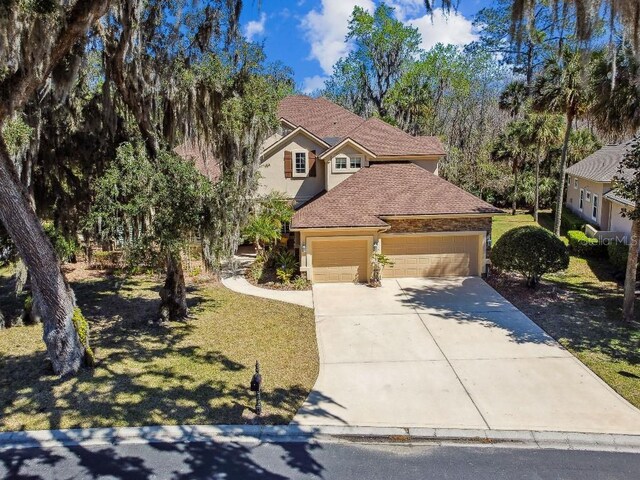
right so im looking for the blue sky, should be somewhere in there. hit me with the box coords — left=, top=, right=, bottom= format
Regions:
left=240, top=0, right=493, bottom=93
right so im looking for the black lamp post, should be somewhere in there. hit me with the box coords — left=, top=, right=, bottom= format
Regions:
left=250, top=360, right=262, bottom=416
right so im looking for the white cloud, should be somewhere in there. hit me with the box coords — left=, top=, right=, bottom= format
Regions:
left=389, top=0, right=424, bottom=21
left=301, top=75, right=329, bottom=93
left=407, top=8, right=478, bottom=51
left=300, top=0, right=375, bottom=75
left=244, top=12, right=267, bottom=41
left=299, top=2, right=476, bottom=77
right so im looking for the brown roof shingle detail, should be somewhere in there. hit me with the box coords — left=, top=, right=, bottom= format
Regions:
left=346, top=117, right=445, bottom=156
left=174, top=143, right=221, bottom=183
left=565, top=141, right=634, bottom=182
left=278, top=96, right=364, bottom=139
left=278, top=95, right=444, bottom=156
left=291, top=162, right=502, bottom=229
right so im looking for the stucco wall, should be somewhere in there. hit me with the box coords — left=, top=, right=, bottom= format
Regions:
left=385, top=217, right=492, bottom=236
left=609, top=202, right=633, bottom=235
left=565, top=175, right=610, bottom=228
left=325, top=145, right=372, bottom=190
left=258, top=132, right=326, bottom=205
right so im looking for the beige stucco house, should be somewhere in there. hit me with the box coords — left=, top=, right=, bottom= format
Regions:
left=255, top=95, right=502, bottom=283
left=565, top=142, right=634, bottom=243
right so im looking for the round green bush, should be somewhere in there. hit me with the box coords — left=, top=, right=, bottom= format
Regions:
left=492, top=226, right=569, bottom=288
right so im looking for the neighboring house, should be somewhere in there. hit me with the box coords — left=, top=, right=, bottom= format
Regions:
left=259, top=95, right=502, bottom=283
left=565, top=142, right=634, bottom=242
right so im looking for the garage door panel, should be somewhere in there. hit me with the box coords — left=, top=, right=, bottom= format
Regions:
left=382, top=235, right=480, bottom=278
left=312, top=239, right=369, bottom=283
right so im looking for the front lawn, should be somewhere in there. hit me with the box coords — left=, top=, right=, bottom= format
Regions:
left=0, top=265, right=318, bottom=431
left=490, top=214, right=640, bottom=409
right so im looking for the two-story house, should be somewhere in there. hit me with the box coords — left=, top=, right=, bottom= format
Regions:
left=257, top=95, right=501, bottom=283
left=565, top=142, right=634, bottom=243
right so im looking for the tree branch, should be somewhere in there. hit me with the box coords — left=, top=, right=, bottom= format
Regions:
left=0, top=0, right=110, bottom=123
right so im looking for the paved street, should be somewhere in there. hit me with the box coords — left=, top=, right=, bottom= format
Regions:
left=2, top=440, right=639, bottom=479
left=294, top=277, right=640, bottom=433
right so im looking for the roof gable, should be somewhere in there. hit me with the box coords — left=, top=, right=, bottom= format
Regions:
left=261, top=126, right=330, bottom=160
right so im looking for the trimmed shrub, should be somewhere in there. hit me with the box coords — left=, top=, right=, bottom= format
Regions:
left=608, top=242, right=630, bottom=273
left=566, top=230, right=607, bottom=257
left=491, top=226, right=569, bottom=288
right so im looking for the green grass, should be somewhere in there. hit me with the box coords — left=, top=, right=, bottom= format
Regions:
left=0, top=267, right=318, bottom=431
left=490, top=213, right=640, bottom=409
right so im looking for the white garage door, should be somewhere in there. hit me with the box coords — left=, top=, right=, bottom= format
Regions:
left=382, top=234, right=481, bottom=278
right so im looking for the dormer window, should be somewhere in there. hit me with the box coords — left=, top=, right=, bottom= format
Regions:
left=333, top=154, right=363, bottom=173
left=335, top=156, right=348, bottom=170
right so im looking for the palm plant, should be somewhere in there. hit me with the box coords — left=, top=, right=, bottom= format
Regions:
left=499, top=80, right=529, bottom=118
left=532, top=48, right=589, bottom=236
left=243, top=214, right=281, bottom=253
left=522, top=113, right=564, bottom=222
left=491, top=120, right=531, bottom=215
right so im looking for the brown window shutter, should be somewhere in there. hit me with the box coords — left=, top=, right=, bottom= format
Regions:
left=284, top=150, right=292, bottom=178
left=308, top=150, right=317, bottom=177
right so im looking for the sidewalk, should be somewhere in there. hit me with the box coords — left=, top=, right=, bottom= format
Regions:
left=2, top=424, right=640, bottom=453
left=221, top=275, right=314, bottom=309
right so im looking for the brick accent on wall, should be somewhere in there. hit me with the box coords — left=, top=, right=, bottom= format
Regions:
left=385, top=217, right=492, bottom=235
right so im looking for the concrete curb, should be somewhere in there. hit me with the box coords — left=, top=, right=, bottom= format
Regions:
left=1, top=425, right=640, bottom=453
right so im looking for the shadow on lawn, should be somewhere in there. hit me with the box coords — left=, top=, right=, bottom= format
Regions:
left=0, top=271, right=334, bottom=479
left=0, top=272, right=316, bottom=427
left=488, top=270, right=640, bottom=367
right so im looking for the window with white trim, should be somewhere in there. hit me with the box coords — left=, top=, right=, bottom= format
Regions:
left=585, top=190, right=591, bottom=202
left=592, top=194, right=598, bottom=220
left=333, top=154, right=363, bottom=173
left=579, top=189, right=584, bottom=210
left=294, top=151, right=307, bottom=176
left=350, top=156, right=363, bottom=169
left=334, top=156, right=348, bottom=170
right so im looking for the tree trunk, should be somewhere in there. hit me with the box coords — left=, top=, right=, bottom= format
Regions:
left=0, top=138, right=85, bottom=375
left=534, top=146, right=541, bottom=223
left=159, top=252, right=188, bottom=322
left=623, top=219, right=640, bottom=322
left=553, top=116, right=573, bottom=237
left=512, top=166, right=519, bottom=216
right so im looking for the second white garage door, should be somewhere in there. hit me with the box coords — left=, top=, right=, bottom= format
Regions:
left=382, top=234, right=481, bottom=278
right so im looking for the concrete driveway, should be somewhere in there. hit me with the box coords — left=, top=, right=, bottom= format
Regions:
left=292, top=277, right=640, bottom=434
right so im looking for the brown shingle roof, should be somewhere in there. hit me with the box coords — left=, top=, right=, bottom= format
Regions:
left=291, top=162, right=502, bottom=229
left=565, top=141, right=634, bottom=182
left=174, top=143, right=221, bottom=183
left=278, top=96, right=363, bottom=139
left=278, top=95, right=445, bottom=156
